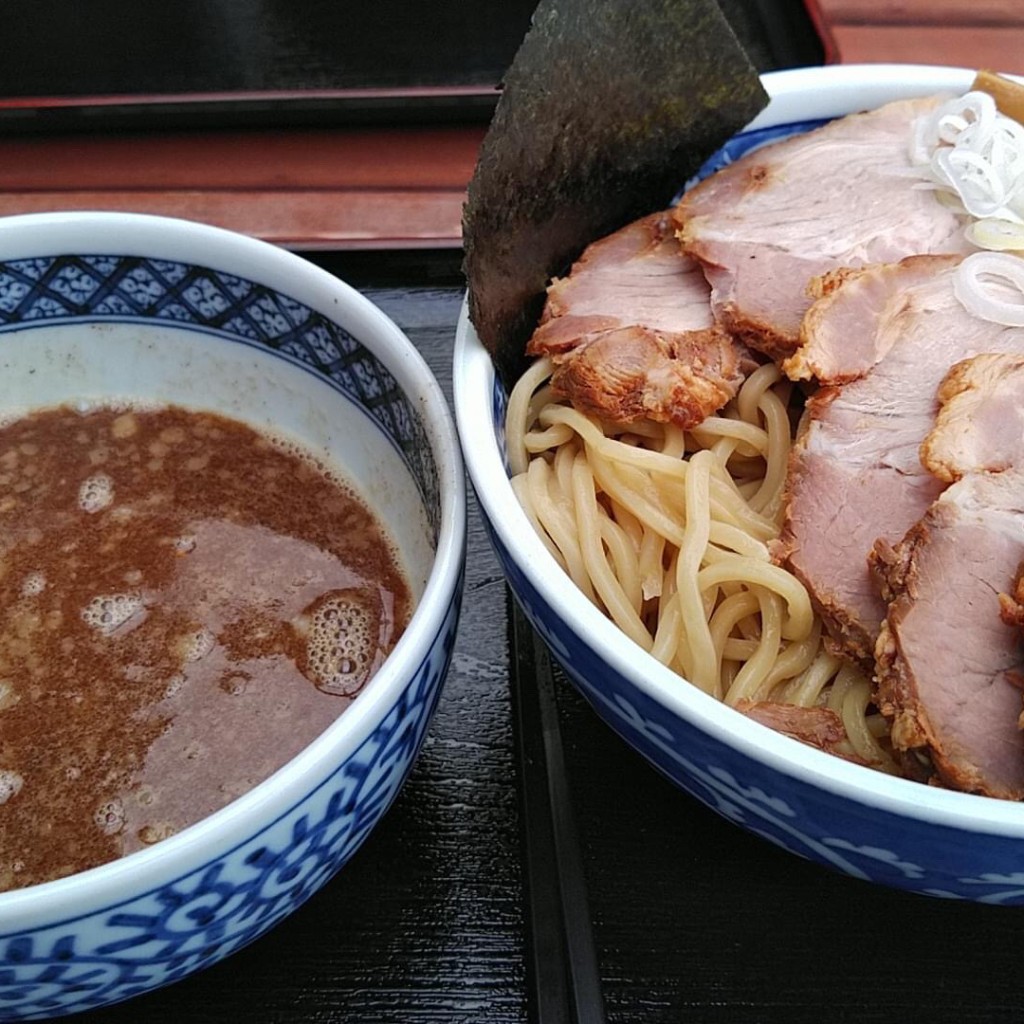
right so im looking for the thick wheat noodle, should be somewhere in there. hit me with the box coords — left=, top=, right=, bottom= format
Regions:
left=780, top=649, right=843, bottom=707
left=609, top=496, right=644, bottom=549
left=524, top=456, right=595, bottom=603
left=760, top=619, right=827, bottom=692
left=604, top=488, right=663, bottom=599
left=651, top=591, right=685, bottom=667
left=690, top=416, right=768, bottom=456
left=599, top=515, right=643, bottom=614
left=511, top=473, right=564, bottom=567
left=524, top=422, right=575, bottom=453
left=554, top=441, right=576, bottom=498
left=507, top=356, right=554, bottom=475
left=710, top=590, right=760, bottom=688
left=739, top=362, right=787, bottom=420
left=828, top=664, right=892, bottom=765
left=724, top=588, right=785, bottom=704
left=696, top=559, right=813, bottom=640
left=505, top=361, right=896, bottom=772
left=588, top=451, right=688, bottom=547
left=571, top=453, right=650, bottom=647
left=706, top=524, right=770, bottom=559
left=748, top=388, right=792, bottom=518
left=638, top=521, right=667, bottom=599
left=668, top=451, right=716, bottom=693
left=540, top=405, right=778, bottom=541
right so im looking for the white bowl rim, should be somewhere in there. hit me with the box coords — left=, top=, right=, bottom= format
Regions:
left=454, top=63, right=1024, bottom=842
left=0, top=210, right=466, bottom=928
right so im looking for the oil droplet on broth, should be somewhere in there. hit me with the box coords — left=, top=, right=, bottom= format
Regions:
left=299, top=588, right=384, bottom=697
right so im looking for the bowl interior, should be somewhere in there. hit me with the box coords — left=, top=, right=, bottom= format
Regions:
left=0, top=215, right=463, bottom=924
left=0, top=319, right=435, bottom=597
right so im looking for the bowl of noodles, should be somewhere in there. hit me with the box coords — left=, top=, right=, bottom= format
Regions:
left=454, top=63, right=1024, bottom=903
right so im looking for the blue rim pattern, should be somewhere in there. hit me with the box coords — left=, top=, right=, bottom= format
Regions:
left=485, top=119, right=1024, bottom=905
left=0, top=251, right=460, bottom=1020
left=0, top=254, right=440, bottom=541
left=0, top=589, right=461, bottom=1020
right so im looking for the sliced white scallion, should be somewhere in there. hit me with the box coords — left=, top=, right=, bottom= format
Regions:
left=912, top=90, right=1024, bottom=228
left=913, top=88, right=1024, bottom=325
left=953, top=251, right=1024, bottom=327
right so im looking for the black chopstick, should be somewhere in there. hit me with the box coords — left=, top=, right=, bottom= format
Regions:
left=509, top=596, right=608, bottom=1024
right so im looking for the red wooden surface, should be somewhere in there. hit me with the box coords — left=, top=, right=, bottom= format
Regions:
left=0, top=5, right=1013, bottom=250
left=808, top=0, right=1024, bottom=73
left=0, top=125, right=485, bottom=249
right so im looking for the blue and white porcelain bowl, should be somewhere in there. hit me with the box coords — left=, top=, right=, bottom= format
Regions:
left=0, top=211, right=465, bottom=1020
left=454, top=64, right=1024, bottom=904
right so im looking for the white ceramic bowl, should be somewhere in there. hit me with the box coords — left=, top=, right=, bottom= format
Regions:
left=454, top=64, right=1024, bottom=904
left=0, top=211, right=465, bottom=1020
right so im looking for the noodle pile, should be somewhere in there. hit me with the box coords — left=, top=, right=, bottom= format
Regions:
left=506, top=356, right=896, bottom=771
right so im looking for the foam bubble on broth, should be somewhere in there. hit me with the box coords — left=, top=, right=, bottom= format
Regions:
left=0, top=769, right=24, bottom=805
left=20, top=571, right=45, bottom=596
left=176, top=627, right=215, bottom=663
left=0, top=679, right=19, bottom=712
left=94, top=798, right=126, bottom=836
left=172, top=534, right=197, bottom=555
left=164, top=672, right=186, bottom=698
left=300, top=588, right=383, bottom=696
left=78, top=472, right=114, bottom=513
left=138, top=822, right=177, bottom=845
left=81, top=592, right=145, bottom=636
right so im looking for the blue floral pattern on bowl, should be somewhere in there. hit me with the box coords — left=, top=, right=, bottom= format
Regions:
left=0, top=250, right=461, bottom=1021
left=0, top=597, right=459, bottom=1021
left=479, top=118, right=1024, bottom=906
left=483, top=445, right=1024, bottom=904
left=0, top=254, right=440, bottom=541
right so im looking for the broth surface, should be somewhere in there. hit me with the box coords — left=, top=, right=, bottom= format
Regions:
left=0, top=404, right=412, bottom=892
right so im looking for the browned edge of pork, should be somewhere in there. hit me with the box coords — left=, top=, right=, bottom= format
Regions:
left=735, top=699, right=868, bottom=765
left=526, top=210, right=757, bottom=430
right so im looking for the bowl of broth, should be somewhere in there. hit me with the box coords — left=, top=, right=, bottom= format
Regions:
left=455, top=63, right=1024, bottom=903
left=0, top=211, right=465, bottom=1020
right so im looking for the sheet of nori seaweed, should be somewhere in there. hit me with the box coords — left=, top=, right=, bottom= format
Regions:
left=462, top=0, right=768, bottom=385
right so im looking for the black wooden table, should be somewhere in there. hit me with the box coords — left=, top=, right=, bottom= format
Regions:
left=66, top=249, right=1024, bottom=1024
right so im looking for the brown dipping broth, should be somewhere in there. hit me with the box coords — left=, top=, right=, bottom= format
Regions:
left=0, top=404, right=412, bottom=892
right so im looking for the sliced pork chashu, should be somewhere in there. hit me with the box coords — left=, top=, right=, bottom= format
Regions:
left=526, top=210, right=756, bottom=429
left=875, top=354, right=1024, bottom=799
left=736, top=699, right=867, bottom=764
left=778, top=255, right=1024, bottom=662
left=674, top=96, right=974, bottom=361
